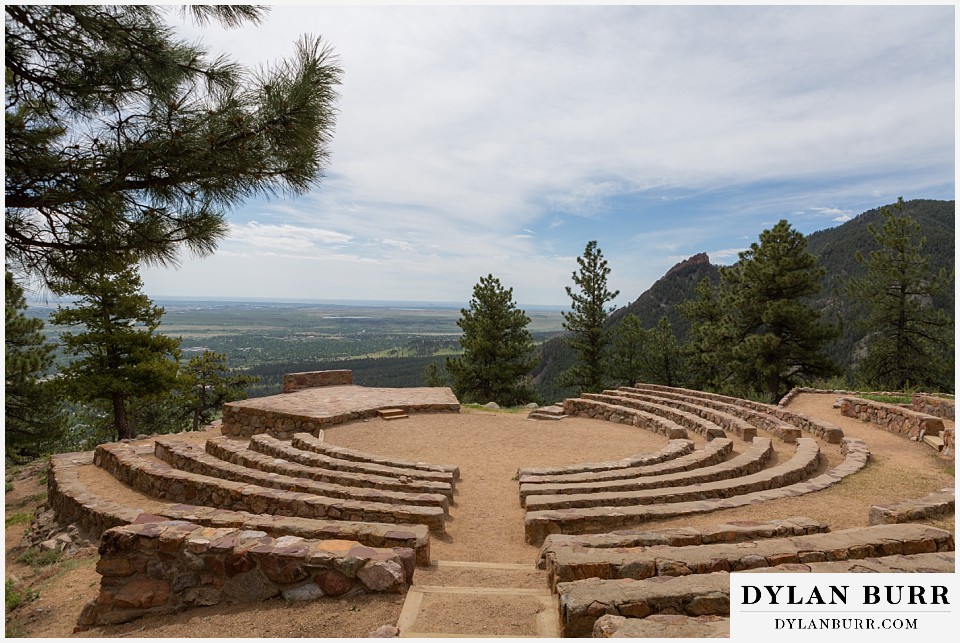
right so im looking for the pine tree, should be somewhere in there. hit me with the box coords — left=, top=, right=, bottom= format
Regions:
left=51, top=263, right=182, bottom=440
left=5, top=5, right=341, bottom=285
left=610, top=314, right=648, bottom=387
left=849, top=198, right=954, bottom=390
left=445, top=275, right=537, bottom=406
left=643, top=317, right=685, bottom=387
left=5, top=271, right=66, bottom=460
left=561, top=240, right=620, bottom=393
left=722, top=220, right=838, bottom=402
left=180, top=350, right=259, bottom=431
left=679, top=277, right=735, bottom=391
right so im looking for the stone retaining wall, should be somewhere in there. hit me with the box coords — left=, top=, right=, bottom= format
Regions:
left=289, top=432, right=460, bottom=479
left=47, top=452, right=432, bottom=563
left=523, top=437, right=868, bottom=545
left=869, top=487, right=955, bottom=525
left=519, top=439, right=730, bottom=488
left=205, top=436, right=454, bottom=499
left=282, top=370, right=353, bottom=393
left=562, top=398, right=688, bottom=439
left=519, top=438, right=770, bottom=506
left=912, top=394, right=955, bottom=420
left=524, top=437, right=808, bottom=513
left=629, top=384, right=844, bottom=443
left=839, top=397, right=944, bottom=439
left=94, top=442, right=446, bottom=532
left=516, top=440, right=693, bottom=479
left=76, top=520, right=414, bottom=627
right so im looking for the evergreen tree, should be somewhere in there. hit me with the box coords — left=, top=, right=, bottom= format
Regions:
left=51, top=263, right=182, bottom=440
left=180, top=350, right=259, bottom=431
left=679, top=277, right=735, bottom=391
left=643, top=316, right=685, bottom=387
left=722, top=220, right=838, bottom=401
left=423, top=360, right=450, bottom=388
left=445, top=275, right=537, bottom=406
left=5, top=5, right=342, bottom=285
left=5, top=271, right=66, bottom=459
left=610, top=314, right=648, bottom=387
left=848, top=198, right=954, bottom=390
left=561, top=240, right=619, bottom=393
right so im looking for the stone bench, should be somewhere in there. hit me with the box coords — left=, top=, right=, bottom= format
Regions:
left=537, top=517, right=829, bottom=569
left=741, top=552, right=956, bottom=574
left=524, top=437, right=868, bottom=545
left=520, top=438, right=772, bottom=506
left=839, top=396, right=945, bottom=440
left=207, top=436, right=454, bottom=500
left=557, top=572, right=731, bottom=637
left=524, top=437, right=810, bottom=512
left=154, top=438, right=449, bottom=513
left=613, top=388, right=759, bottom=441
left=47, top=452, right=432, bottom=564
left=520, top=439, right=732, bottom=488
left=869, top=487, right=955, bottom=525
left=76, top=520, right=414, bottom=628
left=627, top=383, right=845, bottom=443
left=290, top=434, right=457, bottom=488
left=94, top=442, right=446, bottom=533
left=583, top=392, right=729, bottom=439
left=289, top=432, right=460, bottom=480
left=593, top=614, right=730, bottom=638
left=546, top=523, right=955, bottom=589
left=561, top=398, right=689, bottom=439
left=516, top=440, right=693, bottom=479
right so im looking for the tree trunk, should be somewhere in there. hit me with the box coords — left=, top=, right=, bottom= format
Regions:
left=112, top=393, right=133, bottom=440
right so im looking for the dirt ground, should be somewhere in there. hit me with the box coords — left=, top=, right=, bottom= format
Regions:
left=3, top=393, right=954, bottom=637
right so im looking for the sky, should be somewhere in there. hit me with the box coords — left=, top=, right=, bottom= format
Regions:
left=139, top=3, right=956, bottom=307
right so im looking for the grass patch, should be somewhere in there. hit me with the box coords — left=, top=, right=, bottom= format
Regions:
left=5, top=481, right=12, bottom=493
left=5, top=579, right=40, bottom=611
left=859, top=394, right=914, bottom=404
left=5, top=512, right=32, bottom=527
left=16, top=547, right=61, bottom=568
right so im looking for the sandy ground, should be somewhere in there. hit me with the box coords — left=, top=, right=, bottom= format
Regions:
left=3, top=394, right=954, bottom=638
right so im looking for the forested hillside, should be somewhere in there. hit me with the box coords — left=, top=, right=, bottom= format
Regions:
left=531, top=199, right=955, bottom=402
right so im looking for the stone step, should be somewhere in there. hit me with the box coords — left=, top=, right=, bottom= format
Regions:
left=528, top=412, right=566, bottom=421
left=923, top=434, right=945, bottom=451
left=379, top=408, right=409, bottom=420
left=593, top=614, right=730, bottom=638
left=531, top=405, right=566, bottom=417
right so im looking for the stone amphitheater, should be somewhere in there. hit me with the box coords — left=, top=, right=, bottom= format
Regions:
left=45, top=370, right=954, bottom=637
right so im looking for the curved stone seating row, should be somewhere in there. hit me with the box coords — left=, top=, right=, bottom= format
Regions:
left=869, top=487, right=955, bottom=525
left=627, top=383, right=844, bottom=443
left=609, top=389, right=758, bottom=441
left=524, top=437, right=868, bottom=545
left=519, top=439, right=731, bottom=487
left=525, top=437, right=809, bottom=512
left=520, top=438, right=772, bottom=506
left=516, top=440, right=693, bottom=479
left=287, top=434, right=457, bottom=488
left=546, top=523, right=955, bottom=588
left=559, top=551, right=953, bottom=637
left=536, top=517, right=829, bottom=569
left=593, top=614, right=729, bottom=639
left=290, top=432, right=460, bottom=480
left=47, top=451, right=432, bottom=563
left=205, top=435, right=454, bottom=500
left=558, top=572, right=730, bottom=637
left=581, top=392, right=729, bottom=439
left=912, top=393, right=955, bottom=420
left=154, top=438, right=449, bottom=513
left=561, top=398, right=689, bottom=440
left=94, top=442, right=446, bottom=533
left=77, top=520, right=415, bottom=628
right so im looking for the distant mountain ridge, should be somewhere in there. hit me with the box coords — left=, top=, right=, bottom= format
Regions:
left=531, top=198, right=955, bottom=402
